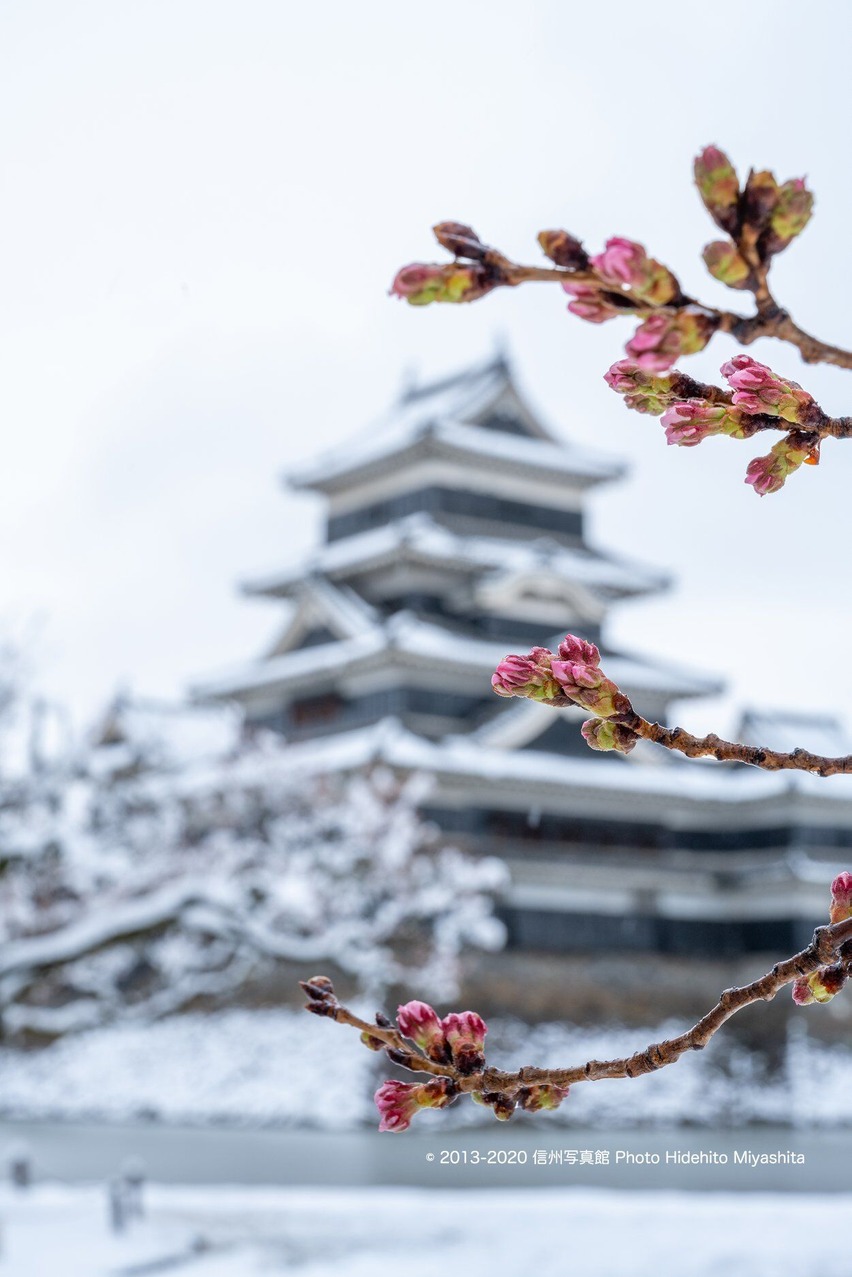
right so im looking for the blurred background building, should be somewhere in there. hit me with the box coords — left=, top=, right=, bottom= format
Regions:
left=194, top=353, right=852, bottom=1022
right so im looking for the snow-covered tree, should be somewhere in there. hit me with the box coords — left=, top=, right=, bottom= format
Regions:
left=0, top=693, right=507, bottom=1042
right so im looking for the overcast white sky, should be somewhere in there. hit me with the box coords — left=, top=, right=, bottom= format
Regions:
left=1, top=0, right=851, bottom=739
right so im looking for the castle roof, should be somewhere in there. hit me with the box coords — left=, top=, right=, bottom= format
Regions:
left=287, top=355, right=624, bottom=494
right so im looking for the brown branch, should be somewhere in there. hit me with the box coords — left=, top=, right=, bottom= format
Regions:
left=459, top=252, right=852, bottom=372
left=302, top=917, right=852, bottom=1108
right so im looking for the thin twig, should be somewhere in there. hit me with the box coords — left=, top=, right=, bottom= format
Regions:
left=303, top=916, right=852, bottom=1101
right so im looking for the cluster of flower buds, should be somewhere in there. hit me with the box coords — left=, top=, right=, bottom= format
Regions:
left=396, top=1000, right=489, bottom=1074
left=606, top=355, right=825, bottom=495
left=721, top=355, right=820, bottom=428
left=492, top=635, right=635, bottom=751
left=792, top=873, right=852, bottom=1006
left=624, top=308, right=717, bottom=372
left=694, top=145, right=813, bottom=274
left=588, top=237, right=679, bottom=307
left=744, top=434, right=820, bottom=497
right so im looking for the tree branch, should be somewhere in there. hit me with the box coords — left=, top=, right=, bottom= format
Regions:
left=301, top=916, right=852, bottom=1111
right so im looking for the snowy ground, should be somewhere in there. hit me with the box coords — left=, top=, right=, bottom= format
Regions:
left=1, top=1183, right=849, bottom=1276
left=0, top=1008, right=850, bottom=1128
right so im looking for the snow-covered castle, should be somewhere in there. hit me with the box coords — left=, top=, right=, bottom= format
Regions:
left=196, top=355, right=852, bottom=977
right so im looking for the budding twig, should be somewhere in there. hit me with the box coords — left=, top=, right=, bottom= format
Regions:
left=302, top=915, right=852, bottom=1118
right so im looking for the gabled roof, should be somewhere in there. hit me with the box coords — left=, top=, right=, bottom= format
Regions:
left=266, top=575, right=378, bottom=656
left=242, top=514, right=669, bottom=604
left=287, top=355, right=624, bottom=494
left=192, top=611, right=720, bottom=707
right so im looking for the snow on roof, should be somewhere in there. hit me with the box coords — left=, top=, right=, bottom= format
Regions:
left=736, top=710, right=850, bottom=759
left=89, top=696, right=241, bottom=770
left=265, top=716, right=852, bottom=811
left=242, top=514, right=668, bottom=602
left=288, top=355, right=623, bottom=493
left=193, top=611, right=719, bottom=704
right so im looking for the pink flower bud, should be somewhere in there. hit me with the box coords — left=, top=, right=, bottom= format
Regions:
left=562, top=281, right=620, bottom=324
left=389, top=262, right=492, bottom=306
left=550, top=638, right=625, bottom=718
left=374, top=1077, right=457, bottom=1132
left=491, top=647, right=561, bottom=701
left=829, top=871, right=852, bottom=924
left=517, top=1083, right=570, bottom=1112
left=702, top=241, right=751, bottom=289
left=694, top=146, right=740, bottom=234
left=442, top=1011, right=488, bottom=1074
left=744, top=435, right=817, bottom=497
left=604, top=361, right=678, bottom=416
left=661, top=400, right=748, bottom=447
left=625, top=310, right=715, bottom=372
left=581, top=717, right=639, bottom=754
left=791, top=964, right=847, bottom=1007
left=557, top=633, right=601, bottom=668
left=590, top=237, right=678, bottom=306
left=396, top=1000, right=448, bottom=1061
left=721, top=355, right=816, bottom=426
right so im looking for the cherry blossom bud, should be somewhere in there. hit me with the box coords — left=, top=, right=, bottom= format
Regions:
left=581, top=717, right=639, bottom=754
left=661, top=400, right=748, bottom=447
left=538, top=229, right=589, bottom=269
left=702, top=241, right=751, bottom=289
left=562, top=281, right=620, bottom=324
left=374, top=1077, right=457, bottom=1132
left=389, top=262, right=493, bottom=306
left=791, top=964, right=847, bottom=1007
left=625, top=310, right=716, bottom=372
left=432, top=221, right=487, bottom=259
left=481, top=1091, right=516, bottom=1121
left=396, top=1000, right=448, bottom=1061
left=694, top=146, right=740, bottom=234
left=442, top=1011, right=488, bottom=1074
left=492, top=647, right=561, bottom=701
left=744, top=435, right=817, bottom=497
left=829, top=871, right=852, bottom=924
left=590, top=237, right=679, bottom=306
left=556, top=633, right=602, bottom=669
left=604, top=361, right=678, bottom=415
left=766, top=179, right=813, bottom=253
left=742, top=169, right=779, bottom=233
left=517, top=1083, right=570, bottom=1112
left=721, top=355, right=817, bottom=426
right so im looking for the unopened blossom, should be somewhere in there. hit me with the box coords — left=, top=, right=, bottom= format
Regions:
left=360, top=1030, right=385, bottom=1051
left=604, top=361, right=678, bottom=415
left=791, top=964, right=847, bottom=1007
left=563, top=281, right=620, bottom=324
left=538, top=229, right=588, bottom=269
left=432, top=221, right=486, bottom=259
left=389, top=262, right=491, bottom=306
left=767, top=179, right=814, bottom=251
left=829, top=871, right=852, bottom=924
left=625, top=310, right=715, bottom=372
left=745, top=436, right=816, bottom=497
left=581, top=717, right=639, bottom=754
left=517, top=1083, right=570, bottom=1112
left=590, top=237, right=678, bottom=306
left=702, top=241, right=751, bottom=289
left=374, top=1078, right=457, bottom=1133
left=492, top=647, right=561, bottom=701
left=721, top=355, right=816, bottom=426
left=742, top=169, right=780, bottom=232
left=481, top=1091, right=516, bottom=1121
left=442, top=1011, right=488, bottom=1074
left=550, top=635, right=626, bottom=718
left=396, top=1000, right=448, bottom=1061
left=661, top=400, right=748, bottom=447
left=694, top=146, right=740, bottom=234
